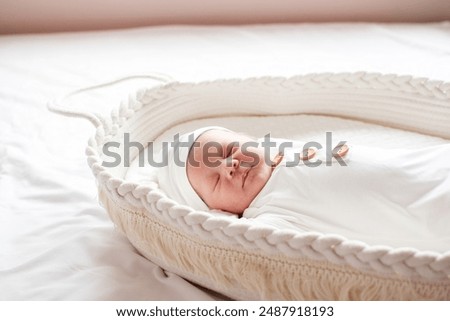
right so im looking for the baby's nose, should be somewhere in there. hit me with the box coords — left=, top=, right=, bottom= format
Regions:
left=223, top=158, right=239, bottom=176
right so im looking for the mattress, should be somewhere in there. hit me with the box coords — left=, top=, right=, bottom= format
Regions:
left=1, top=22, right=450, bottom=300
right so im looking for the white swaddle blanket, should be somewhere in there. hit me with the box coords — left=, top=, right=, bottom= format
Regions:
left=243, top=141, right=450, bottom=253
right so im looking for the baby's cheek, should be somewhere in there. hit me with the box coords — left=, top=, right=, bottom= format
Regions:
left=241, top=148, right=264, bottom=166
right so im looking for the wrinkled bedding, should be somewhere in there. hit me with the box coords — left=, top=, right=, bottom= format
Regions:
left=1, top=22, right=450, bottom=300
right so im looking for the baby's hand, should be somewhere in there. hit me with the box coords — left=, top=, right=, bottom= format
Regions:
left=299, top=144, right=349, bottom=162
left=333, top=144, right=349, bottom=158
left=300, top=148, right=317, bottom=160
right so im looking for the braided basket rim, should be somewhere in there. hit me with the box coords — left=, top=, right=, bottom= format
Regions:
left=86, top=72, right=450, bottom=280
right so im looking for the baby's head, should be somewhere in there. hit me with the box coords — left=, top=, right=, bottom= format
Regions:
left=157, top=127, right=274, bottom=214
left=187, top=128, right=274, bottom=214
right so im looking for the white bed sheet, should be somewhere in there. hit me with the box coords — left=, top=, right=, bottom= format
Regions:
left=1, top=22, right=450, bottom=300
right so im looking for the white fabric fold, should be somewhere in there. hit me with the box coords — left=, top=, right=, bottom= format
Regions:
left=157, top=126, right=229, bottom=211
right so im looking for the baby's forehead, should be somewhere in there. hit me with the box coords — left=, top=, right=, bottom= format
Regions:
left=188, top=129, right=250, bottom=163
left=190, top=130, right=231, bottom=157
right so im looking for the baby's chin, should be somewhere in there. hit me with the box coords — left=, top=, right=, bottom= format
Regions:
left=219, top=189, right=259, bottom=215
left=242, top=164, right=272, bottom=203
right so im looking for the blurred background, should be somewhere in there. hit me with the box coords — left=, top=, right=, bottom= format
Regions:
left=1, top=0, right=450, bottom=34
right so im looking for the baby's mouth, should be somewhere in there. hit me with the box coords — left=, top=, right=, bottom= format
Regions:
left=242, top=166, right=252, bottom=187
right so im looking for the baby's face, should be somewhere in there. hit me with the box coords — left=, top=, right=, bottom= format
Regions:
left=187, top=130, right=273, bottom=214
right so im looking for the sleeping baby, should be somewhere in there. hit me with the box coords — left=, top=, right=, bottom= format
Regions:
left=157, top=126, right=450, bottom=251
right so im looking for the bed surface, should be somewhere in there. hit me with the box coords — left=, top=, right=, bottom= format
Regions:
left=1, top=22, right=450, bottom=300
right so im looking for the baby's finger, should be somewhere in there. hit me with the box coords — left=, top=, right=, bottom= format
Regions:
left=300, top=148, right=316, bottom=160
left=334, top=144, right=349, bottom=157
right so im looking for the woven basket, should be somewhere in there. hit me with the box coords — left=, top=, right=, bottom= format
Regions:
left=77, top=72, right=450, bottom=300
